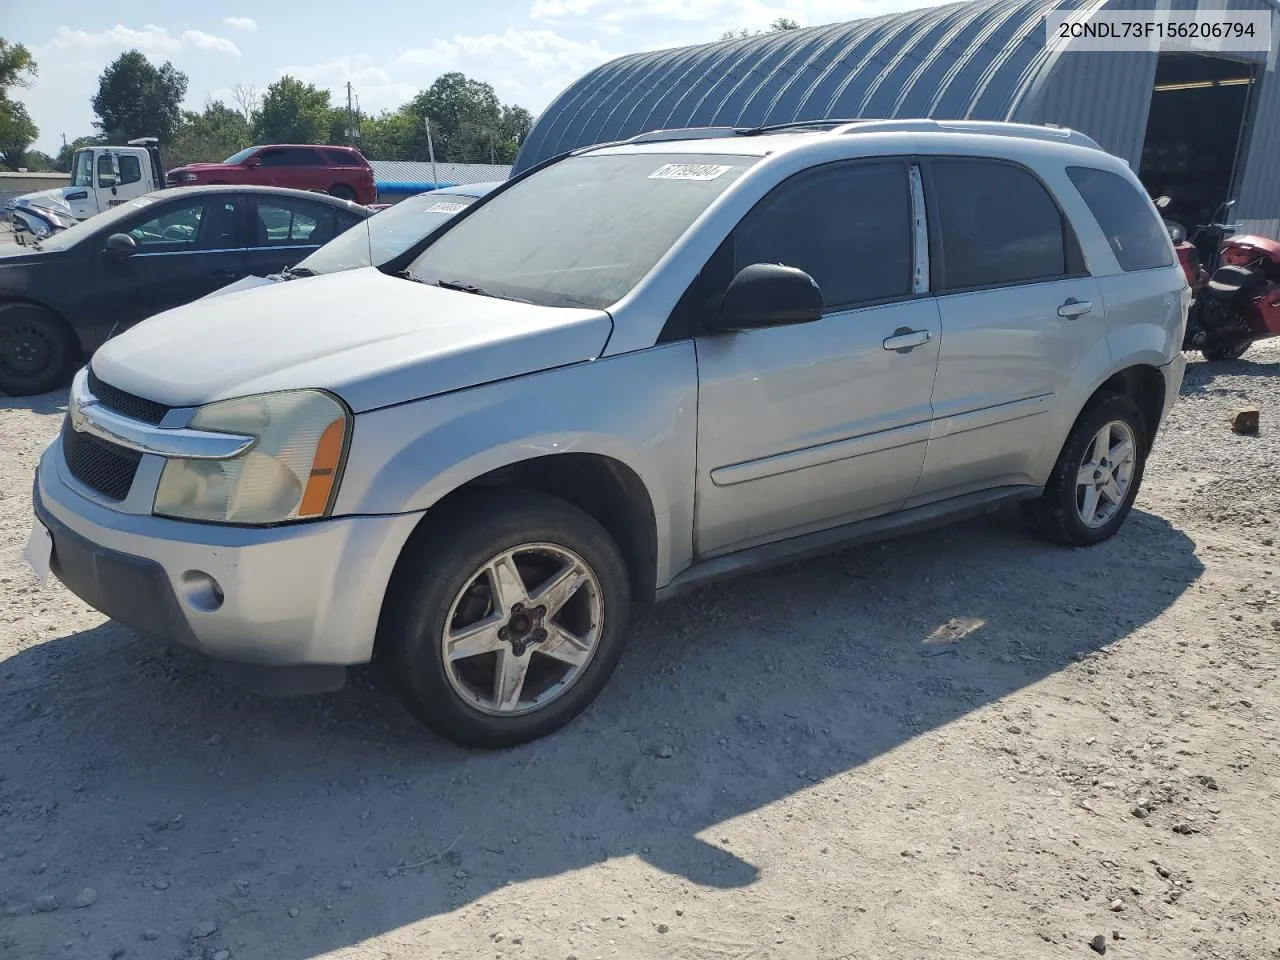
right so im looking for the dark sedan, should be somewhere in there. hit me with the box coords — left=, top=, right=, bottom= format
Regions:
left=0, top=185, right=372, bottom=396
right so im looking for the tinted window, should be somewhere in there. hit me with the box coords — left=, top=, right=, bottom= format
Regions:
left=405, top=152, right=758, bottom=309
left=1068, top=166, right=1174, bottom=272
left=258, top=149, right=322, bottom=168
left=254, top=199, right=339, bottom=246
left=96, top=154, right=114, bottom=187
left=224, top=147, right=258, bottom=164
left=931, top=160, right=1068, bottom=290
left=324, top=149, right=364, bottom=167
left=118, top=155, right=142, bottom=186
left=734, top=161, right=912, bottom=309
left=126, top=200, right=208, bottom=251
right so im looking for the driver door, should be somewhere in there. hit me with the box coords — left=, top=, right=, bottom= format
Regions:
left=692, top=159, right=941, bottom=558
left=88, top=195, right=248, bottom=334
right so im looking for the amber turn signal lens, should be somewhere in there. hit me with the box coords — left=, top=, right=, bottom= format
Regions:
left=298, top=418, right=347, bottom=517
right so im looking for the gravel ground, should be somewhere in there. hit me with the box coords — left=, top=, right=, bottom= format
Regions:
left=2, top=343, right=1278, bottom=960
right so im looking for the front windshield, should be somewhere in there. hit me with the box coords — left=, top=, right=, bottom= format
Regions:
left=405, top=152, right=758, bottom=308
left=69, top=150, right=94, bottom=188
left=292, top=189, right=486, bottom=275
left=32, top=194, right=163, bottom=252
left=222, top=147, right=257, bottom=164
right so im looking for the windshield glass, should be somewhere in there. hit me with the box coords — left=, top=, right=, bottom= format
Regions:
left=70, top=150, right=94, bottom=187
left=33, top=194, right=163, bottom=252
left=222, top=147, right=257, bottom=164
left=404, top=152, right=758, bottom=308
left=292, top=189, right=488, bottom=275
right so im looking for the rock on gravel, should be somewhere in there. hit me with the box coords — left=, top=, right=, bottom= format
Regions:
left=74, top=887, right=98, bottom=908
left=191, top=921, right=217, bottom=939
left=32, top=895, right=58, bottom=913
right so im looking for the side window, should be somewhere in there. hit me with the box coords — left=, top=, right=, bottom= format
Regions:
left=126, top=200, right=208, bottom=251
left=732, top=161, right=913, bottom=310
left=324, top=149, right=362, bottom=167
left=118, top=155, right=142, bottom=186
left=257, top=149, right=288, bottom=168
left=1067, top=166, right=1174, bottom=272
left=254, top=199, right=340, bottom=246
left=930, top=159, right=1069, bottom=290
left=96, top=154, right=114, bottom=187
left=283, top=147, right=325, bottom=166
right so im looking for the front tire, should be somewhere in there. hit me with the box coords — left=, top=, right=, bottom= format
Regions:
left=1024, top=393, right=1148, bottom=546
left=0, top=302, right=76, bottom=397
left=328, top=184, right=357, bottom=202
left=379, top=490, right=632, bottom=748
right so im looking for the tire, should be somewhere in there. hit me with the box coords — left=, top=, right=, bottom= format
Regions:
left=0, top=302, right=76, bottom=397
left=379, top=490, right=632, bottom=748
left=1024, top=393, right=1149, bottom=547
left=328, top=184, right=357, bottom=202
left=1202, top=339, right=1251, bottom=362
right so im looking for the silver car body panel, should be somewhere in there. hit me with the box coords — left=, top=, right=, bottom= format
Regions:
left=39, top=123, right=1188, bottom=673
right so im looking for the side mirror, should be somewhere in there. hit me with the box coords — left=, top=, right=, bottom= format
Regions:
left=710, top=263, right=824, bottom=332
left=104, top=233, right=138, bottom=258
left=245, top=155, right=262, bottom=168
left=1154, top=195, right=1171, bottom=209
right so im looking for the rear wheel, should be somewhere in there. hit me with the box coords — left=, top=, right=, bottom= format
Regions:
left=1202, top=339, right=1251, bottom=362
left=379, top=490, right=632, bottom=748
left=0, top=303, right=76, bottom=397
left=1024, top=393, right=1148, bottom=546
left=328, top=184, right=357, bottom=202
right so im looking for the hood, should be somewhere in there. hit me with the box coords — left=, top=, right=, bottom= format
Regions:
left=91, top=267, right=613, bottom=413
left=168, top=162, right=238, bottom=174
left=9, top=188, right=77, bottom=213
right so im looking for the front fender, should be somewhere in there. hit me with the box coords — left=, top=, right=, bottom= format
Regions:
left=333, top=342, right=699, bottom=588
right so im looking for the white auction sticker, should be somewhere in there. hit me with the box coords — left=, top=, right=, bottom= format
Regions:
left=648, top=163, right=734, bottom=181
left=1046, top=8, right=1271, bottom=52
left=425, top=200, right=468, bottom=213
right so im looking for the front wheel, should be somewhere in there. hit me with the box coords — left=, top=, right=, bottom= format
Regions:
left=1024, top=393, right=1148, bottom=546
left=328, top=184, right=357, bottom=202
left=0, top=302, right=76, bottom=397
left=379, top=490, right=632, bottom=748
left=1202, top=339, right=1251, bottom=362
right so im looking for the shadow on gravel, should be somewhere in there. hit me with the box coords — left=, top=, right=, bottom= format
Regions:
left=0, top=387, right=67, bottom=415
left=1180, top=353, right=1280, bottom=396
left=0, top=507, right=1202, bottom=958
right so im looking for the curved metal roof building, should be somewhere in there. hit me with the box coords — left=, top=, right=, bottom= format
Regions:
left=514, top=0, right=1280, bottom=236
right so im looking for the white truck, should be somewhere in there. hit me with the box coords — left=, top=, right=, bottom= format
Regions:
left=12, top=138, right=165, bottom=222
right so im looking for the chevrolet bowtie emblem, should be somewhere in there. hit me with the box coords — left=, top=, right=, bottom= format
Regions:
left=69, top=395, right=97, bottom=433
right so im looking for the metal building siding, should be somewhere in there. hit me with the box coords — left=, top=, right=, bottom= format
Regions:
left=512, top=0, right=1083, bottom=173
left=1234, top=10, right=1280, bottom=235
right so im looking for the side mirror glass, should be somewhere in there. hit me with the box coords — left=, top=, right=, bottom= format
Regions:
left=709, top=263, right=824, bottom=332
left=104, top=233, right=138, bottom=258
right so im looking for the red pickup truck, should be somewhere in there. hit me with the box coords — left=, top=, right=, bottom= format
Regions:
left=166, top=144, right=377, bottom=204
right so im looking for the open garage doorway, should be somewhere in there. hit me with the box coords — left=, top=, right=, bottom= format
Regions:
left=1139, top=52, right=1257, bottom=259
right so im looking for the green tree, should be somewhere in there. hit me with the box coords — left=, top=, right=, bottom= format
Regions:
left=404, top=72, right=503, bottom=162
left=721, top=17, right=801, bottom=40
left=357, top=108, right=416, bottom=160
left=253, top=76, right=332, bottom=144
left=23, top=149, right=56, bottom=171
left=0, top=39, right=37, bottom=90
left=0, top=98, right=38, bottom=169
left=168, top=100, right=253, bottom=167
left=92, top=51, right=189, bottom=142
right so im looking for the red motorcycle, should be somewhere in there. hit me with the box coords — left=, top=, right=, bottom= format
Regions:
left=1162, top=197, right=1280, bottom=362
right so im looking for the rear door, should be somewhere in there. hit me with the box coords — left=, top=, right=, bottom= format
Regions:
left=89, top=194, right=248, bottom=331
left=693, top=159, right=942, bottom=557
left=245, top=195, right=363, bottom=275
left=912, top=157, right=1105, bottom=504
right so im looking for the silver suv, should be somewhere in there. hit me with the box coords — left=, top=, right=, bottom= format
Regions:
left=27, top=119, right=1189, bottom=748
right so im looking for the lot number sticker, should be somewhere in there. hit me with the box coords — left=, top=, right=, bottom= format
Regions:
left=648, top=163, right=734, bottom=181
left=425, top=200, right=468, bottom=213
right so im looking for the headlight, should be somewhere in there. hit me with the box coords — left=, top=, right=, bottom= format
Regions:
left=154, top=390, right=349, bottom=524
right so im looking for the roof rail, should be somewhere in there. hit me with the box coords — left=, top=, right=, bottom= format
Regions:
left=832, top=119, right=1102, bottom=150
left=623, top=126, right=744, bottom=145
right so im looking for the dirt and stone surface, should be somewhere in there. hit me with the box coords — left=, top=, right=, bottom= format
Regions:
left=2, top=343, right=1278, bottom=960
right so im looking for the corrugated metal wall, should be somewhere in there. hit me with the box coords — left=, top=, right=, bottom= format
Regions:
left=516, top=0, right=1280, bottom=235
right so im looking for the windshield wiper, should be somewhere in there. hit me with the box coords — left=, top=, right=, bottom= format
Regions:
left=282, top=265, right=317, bottom=279
left=398, top=273, right=533, bottom=304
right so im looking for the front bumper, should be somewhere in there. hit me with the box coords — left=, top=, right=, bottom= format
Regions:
left=34, top=441, right=423, bottom=693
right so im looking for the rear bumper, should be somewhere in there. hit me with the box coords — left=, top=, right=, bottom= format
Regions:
left=33, top=440, right=423, bottom=693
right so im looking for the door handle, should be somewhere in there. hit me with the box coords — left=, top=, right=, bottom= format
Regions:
left=882, top=328, right=933, bottom=352
left=1058, top=298, right=1092, bottom=319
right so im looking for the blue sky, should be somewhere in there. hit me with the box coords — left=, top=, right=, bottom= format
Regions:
left=7, top=0, right=933, bottom=155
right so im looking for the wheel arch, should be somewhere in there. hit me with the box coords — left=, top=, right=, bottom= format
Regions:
left=1088, top=363, right=1166, bottom=452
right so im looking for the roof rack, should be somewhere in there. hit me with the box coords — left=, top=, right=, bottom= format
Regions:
left=579, top=118, right=1102, bottom=154
left=832, top=119, right=1102, bottom=150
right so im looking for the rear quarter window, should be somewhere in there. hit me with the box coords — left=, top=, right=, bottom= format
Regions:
left=1067, top=166, right=1174, bottom=272
left=324, top=149, right=366, bottom=167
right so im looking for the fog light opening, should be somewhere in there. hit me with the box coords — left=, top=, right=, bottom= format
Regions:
left=180, top=570, right=225, bottom=612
